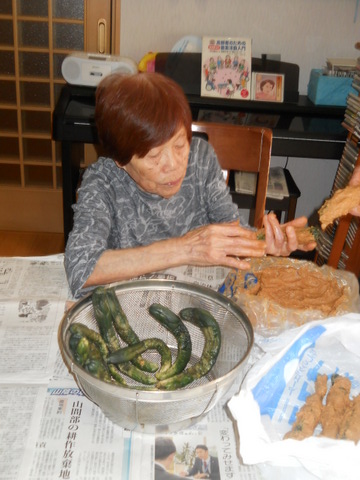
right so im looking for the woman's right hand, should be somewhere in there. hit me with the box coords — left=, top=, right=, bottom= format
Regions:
left=182, top=222, right=266, bottom=270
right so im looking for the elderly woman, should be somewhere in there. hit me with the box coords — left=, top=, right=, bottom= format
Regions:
left=65, top=72, right=315, bottom=298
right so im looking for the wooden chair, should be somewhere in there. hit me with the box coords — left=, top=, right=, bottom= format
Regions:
left=325, top=215, right=360, bottom=276
left=191, top=121, right=272, bottom=228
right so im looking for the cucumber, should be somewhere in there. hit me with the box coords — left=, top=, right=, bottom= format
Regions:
left=155, top=307, right=221, bottom=391
left=107, top=338, right=172, bottom=378
left=107, top=364, right=128, bottom=386
left=105, top=287, right=158, bottom=373
left=84, top=358, right=112, bottom=382
left=83, top=341, right=112, bottom=382
left=69, top=332, right=82, bottom=353
left=148, top=303, right=192, bottom=380
left=69, top=323, right=109, bottom=359
left=92, top=287, right=121, bottom=352
left=115, top=362, right=157, bottom=385
left=91, top=287, right=157, bottom=386
left=69, top=333, right=90, bottom=366
left=68, top=328, right=113, bottom=383
left=68, top=324, right=129, bottom=386
left=179, top=307, right=221, bottom=369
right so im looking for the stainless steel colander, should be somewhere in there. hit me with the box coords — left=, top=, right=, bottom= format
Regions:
left=58, top=279, right=253, bottom=433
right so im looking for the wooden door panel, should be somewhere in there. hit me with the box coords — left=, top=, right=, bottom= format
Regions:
left=0, top=0, right=120, bottom=232
left=85, top=0, right=112, bottom=54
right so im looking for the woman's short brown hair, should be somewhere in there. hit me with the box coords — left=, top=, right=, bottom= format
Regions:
left=260, top=79, right=275, bottom=90
left=95, top=72, right=192, bottom=165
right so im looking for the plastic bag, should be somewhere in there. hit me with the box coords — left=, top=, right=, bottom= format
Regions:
left=219, top=257, right=360, bottom=337
left=228, top=314, right=360, bottom=479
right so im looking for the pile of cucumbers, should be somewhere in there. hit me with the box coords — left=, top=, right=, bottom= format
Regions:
left=68, top=286, right=221, bottom=391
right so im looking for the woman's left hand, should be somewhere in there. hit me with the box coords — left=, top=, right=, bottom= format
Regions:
left=263, top=212, right=316, bottom=256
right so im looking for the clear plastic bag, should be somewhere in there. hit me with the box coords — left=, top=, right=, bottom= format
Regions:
left=228, top=315, right=360, bottom=479
left=219, top=257, right=360, bottom=337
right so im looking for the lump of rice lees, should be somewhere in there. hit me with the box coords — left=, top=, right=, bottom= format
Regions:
left=244, top=262, right=345, bottom=316
left=318, top=185, right=360, bottom=230
left=220, top=257, right=358, bottom=335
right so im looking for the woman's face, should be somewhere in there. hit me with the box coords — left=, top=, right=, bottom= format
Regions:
left=262, top=82, right=274, bottom=94
left=121, top=127, right=190, bottom=199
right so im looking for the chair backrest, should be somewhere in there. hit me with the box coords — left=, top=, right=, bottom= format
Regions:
left=325, top=215, right=360, bottom=276
left=191, top=121, right=272, bottom=228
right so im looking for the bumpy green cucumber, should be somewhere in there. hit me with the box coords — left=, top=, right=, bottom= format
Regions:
left=69, top=323, right=126, bottom=385
left=84, top=358, right=112, bottom=382
left=156, top=307, right=221, bottom=391
left=105, top=287, right=158, bottom=373
left=69, top=332, right=82, bottom=354
left=107, top=364, right=127, bottom=386
left=179, top=307, right=221, bottom=366
left=148, top=303, right=192, bottom=380
left=68, top=329, right=112, bottom=383
left=83, top=342, right=112, bottom=382
left=107, top=338, right=172, bottom=378
left=92, top=287, right=121, bottom=352
left=115, top=362, right=157, bottom=385
left=69, top=323, right=109, bottom=358
left=69, top=333, right=90, bottom=366
left=91, top=288, right=156, bottom=385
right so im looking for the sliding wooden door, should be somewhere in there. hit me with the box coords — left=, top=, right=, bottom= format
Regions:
left=0, top=0, right=120, bottom=232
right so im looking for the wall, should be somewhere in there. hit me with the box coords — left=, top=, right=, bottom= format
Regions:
left=119, top=0, right=359, bottom=221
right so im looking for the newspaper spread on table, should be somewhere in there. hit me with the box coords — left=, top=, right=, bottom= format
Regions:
left=3, top=255, right=357, bottom=480
left=0, top=255, right=265, bottom=480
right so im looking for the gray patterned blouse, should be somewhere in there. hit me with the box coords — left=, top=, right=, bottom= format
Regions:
left=64, top=137, right=240, bottom=298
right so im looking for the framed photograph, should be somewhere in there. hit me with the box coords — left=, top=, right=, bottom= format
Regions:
left=251, top=72, right=284, bottom=102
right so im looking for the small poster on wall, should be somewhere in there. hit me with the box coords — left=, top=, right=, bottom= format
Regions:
left=251, top=72, right=285, bottom=102
left=201, top=36, right=252, bottom=100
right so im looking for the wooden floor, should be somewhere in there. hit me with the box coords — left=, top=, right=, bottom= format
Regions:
left=0, top=231, right=65, bottom=257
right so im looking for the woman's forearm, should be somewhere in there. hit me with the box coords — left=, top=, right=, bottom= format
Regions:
left=83, top=236, right=187, bottom=288
left=83, top=222, right=266, bottom=289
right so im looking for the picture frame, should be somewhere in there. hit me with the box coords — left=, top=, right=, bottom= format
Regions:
left=251, top=72, right=284, bottom=102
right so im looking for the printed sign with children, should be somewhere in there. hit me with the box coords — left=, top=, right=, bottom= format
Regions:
left=201, top=36, right=252, bottom=100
